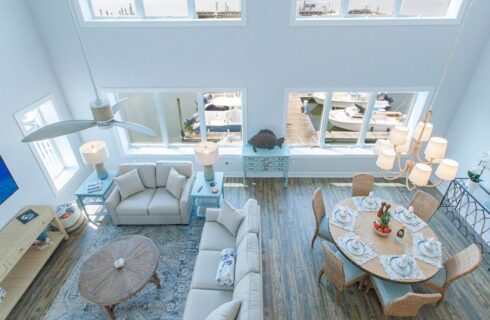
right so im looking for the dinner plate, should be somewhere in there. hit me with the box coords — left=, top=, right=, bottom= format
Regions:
left=400, top=213, right=418, bottom=225
left=390, top=257, right=413, bottom=276
left=334, top=209, right=352, bottom=224
left=361, top=198, right=378, bottom=209
left=417, top=240, right=439, bottom=258
left=346, top=239, right=365, bottom=256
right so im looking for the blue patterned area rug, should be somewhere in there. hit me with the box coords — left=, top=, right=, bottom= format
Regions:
left=45, top=217, right=204, bottom=320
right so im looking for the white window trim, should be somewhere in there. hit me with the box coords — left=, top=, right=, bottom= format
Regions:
left=283, top=87, right=433, bottom=153
left=76, top=0, right=247, bottom=27
left=101, top=88, right=247, bottom=155
left=290, top=0, right=467, bottom=26
left=13, top=95, right=82, bottom=196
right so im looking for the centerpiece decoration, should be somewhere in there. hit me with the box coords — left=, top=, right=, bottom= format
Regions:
left=374, top=202, right=392, bottom=237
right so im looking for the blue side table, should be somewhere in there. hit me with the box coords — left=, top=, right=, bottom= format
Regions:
left=75, top=170, right=116, bottom=222
left=191, top=172, right=224, bottom=217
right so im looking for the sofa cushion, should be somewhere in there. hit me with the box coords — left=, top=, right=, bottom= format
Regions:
left=235, top=233, right=260, bottom=284
left=191, top=250, right=234, bottom=291
left=148, top=188, right=180, bottom=216
left=166, top=167, right=187, bottom=199
left=232, top=272, right=262, bottom=320
left=217, top=201, right=245, bottom=236
left=182, top=289, right=233, bottom=320
left=114, top=168, right=146, bottom=200
left=156, top=161, right=193, bottom=187
left=200, top=222, right=236, bottom=251
left=116, top=189, right=155, bottom=216
left=205, top=300, right=241, bottom=320
left=236, top=201, right=260, bottom=246
left=118, top=163, right=156, bottom=188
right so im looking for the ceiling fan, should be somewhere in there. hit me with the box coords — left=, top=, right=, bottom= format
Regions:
left=21, top=2, right=156, bottom=143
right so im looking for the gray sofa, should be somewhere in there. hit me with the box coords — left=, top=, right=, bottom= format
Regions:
left=105, top=161, right=195, bottom=225
left=183, top=199, right=263, bottom=320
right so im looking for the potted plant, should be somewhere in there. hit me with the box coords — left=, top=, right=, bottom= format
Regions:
left=466, top=151, right=490, bottom=192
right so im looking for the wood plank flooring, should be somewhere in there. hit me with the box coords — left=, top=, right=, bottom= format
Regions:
left=9, top=178, right=490, bottom=320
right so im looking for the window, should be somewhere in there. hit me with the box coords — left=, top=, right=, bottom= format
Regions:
left=83, top=0, right=243, bottom=22
left=106, top=89, right=244, bottom=150
left=285, top=90, right=428, bottom=148
left=293, top=0, right=461, bottom=23
left=14, top=96, right=80, bottom=192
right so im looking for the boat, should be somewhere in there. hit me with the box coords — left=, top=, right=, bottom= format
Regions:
left=185, top=95, right=242, bottom=133
left=300, top=92, right=370, bottom=113
left=328, top=105, right=403, bottom=132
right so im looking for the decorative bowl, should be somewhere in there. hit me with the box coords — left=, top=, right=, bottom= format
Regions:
left=374, top=222, right=391, bottom=237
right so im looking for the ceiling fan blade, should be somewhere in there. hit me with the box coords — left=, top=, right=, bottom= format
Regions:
left=111, top=98, right=129, bottom=114
left=111, top=120, right=157, bottom=137
left=22, top=120, right=97, bottom=142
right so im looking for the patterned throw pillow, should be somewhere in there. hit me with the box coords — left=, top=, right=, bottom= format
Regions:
left=215, top=248, right=236, bottom=287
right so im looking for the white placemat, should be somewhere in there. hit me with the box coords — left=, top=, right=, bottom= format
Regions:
left=379, top=255, right=425, bottom=281
left=337, top=232, right=377, bottom=265
left=412, top=233, right=443, bottom=268
left=330, top=205, right=359, bottom=231
left=392, top=206, right=427, bottom=232
left=352, top=196, right=382, bottom=212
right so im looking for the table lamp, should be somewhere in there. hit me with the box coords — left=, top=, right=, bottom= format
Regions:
left=80, top=141, right=109, bottom=179
left=195, top=141, right=218, bottom=181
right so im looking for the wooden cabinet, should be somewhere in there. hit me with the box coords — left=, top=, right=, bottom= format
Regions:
left=243, top=145, right=290, bottom=187
left=0, top=206, right=68, bottom=320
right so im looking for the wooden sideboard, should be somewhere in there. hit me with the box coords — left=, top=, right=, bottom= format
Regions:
left=243, top=145, right=290, bottom=187
left=0, top=206, right=68, bottom=319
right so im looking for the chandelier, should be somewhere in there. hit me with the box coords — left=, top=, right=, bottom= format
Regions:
left=374, top=0, right=475, bottom=191
left=374, top=110, right=458, bottom=191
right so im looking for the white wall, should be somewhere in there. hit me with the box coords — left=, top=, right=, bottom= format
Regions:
left=26, top=0, right=490, bottom=178
left=445, top=37, right=490, bottom=188
left=0, top=0, right=88, bottom=229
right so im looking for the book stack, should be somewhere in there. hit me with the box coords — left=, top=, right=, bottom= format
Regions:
left=86, top=181, right=102, bottom=193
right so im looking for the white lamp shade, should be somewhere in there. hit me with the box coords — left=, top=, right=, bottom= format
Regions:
left=195, top=141, right=219, bottom=166
left=409, top=163, right=432, bottom=186
left=425, top=137, right=448, bottom=160
left=389, top=126, right=409, bottom=146
left=436, top=159, right=459, bottom=180
left=374, top=139, right=391, bottom=155
left=396, top=136, right=411, bottom=154
left=376, top=149, right=396, bottom=170
left=413, top=122, right=433, bottom=142
left=79, top=141, right=108, bottom=165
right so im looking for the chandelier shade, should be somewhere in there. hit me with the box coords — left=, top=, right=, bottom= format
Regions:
left=396, top=136, right=411, bottom=154
left=390, top=126, right=409, bottom=145
left=413, top=122, right=433, bottom=142
left=409, top=163, right=432, bottom=186
left=374, top=139, right=391, bottom=155
left=425, top=137, right=448, bottom=160
left=376, top=149, right=396, bottom=170
left=435, top=159, right=459, bottom=180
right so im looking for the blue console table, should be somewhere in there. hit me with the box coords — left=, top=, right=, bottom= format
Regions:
left=75, top=170, right=116, bottom=222
left=242, top=145, right=290, bottom=187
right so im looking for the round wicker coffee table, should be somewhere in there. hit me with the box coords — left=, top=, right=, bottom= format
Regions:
left=78, top=235, right=161, bottom=319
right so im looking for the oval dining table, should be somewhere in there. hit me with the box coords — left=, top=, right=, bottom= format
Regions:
left=329, top=198, right=441, bottom=284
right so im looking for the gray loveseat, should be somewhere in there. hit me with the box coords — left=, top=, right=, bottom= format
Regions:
left=183, top=199, right=263, bottom=320
left=105, top=161, right=195, bottom=225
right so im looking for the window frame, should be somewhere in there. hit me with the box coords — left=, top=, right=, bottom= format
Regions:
left=283, top=87, right=432, bottom=150
left=77, top=0, right=247, bottom=27
left=13, top=95, right=82, bottom=196
left=102, top=88, right=247, bottom=154
left=290, top=0, right=467, bottom=26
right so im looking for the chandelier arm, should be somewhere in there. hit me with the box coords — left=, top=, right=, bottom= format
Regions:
left=381, top=169, right=406, bottom=181
left=424, top=179, right=444, bottom=189
left=405, top=176, right=417, bottom=192
left=395, top=152, right=404, bottom=171
left=415, top=152, right=430, bottom=165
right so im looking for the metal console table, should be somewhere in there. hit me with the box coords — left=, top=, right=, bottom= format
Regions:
left=439, top=178, right=490, bottom=269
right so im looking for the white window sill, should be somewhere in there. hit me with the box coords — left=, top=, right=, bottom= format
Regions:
left=53, top=167, right=79, bottom=191
left=291, top=16, right=461, bottom=26
left=79, top=18, right=246, bottom=27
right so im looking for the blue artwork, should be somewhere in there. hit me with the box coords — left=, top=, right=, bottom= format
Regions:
left=0, top=156, right=18, bottom=205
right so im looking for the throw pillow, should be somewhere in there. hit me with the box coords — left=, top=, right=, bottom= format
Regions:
left=215, top=248, right=236, bottom=287
left=114, top=168, right=145, bottom=200
left=166, top=167, right=187, bottom=199
left=204, top=300, right=241, bottom=320
left=217, top=201, right=244, bottom=236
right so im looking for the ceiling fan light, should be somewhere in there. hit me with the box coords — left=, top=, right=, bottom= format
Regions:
left=414, top=122, right=433, bottom=142
left=409, top=163, right=432, bottom=186
left=376, top=149, right=396, bottom=170
left=436, top=159, right=459, bottom=181
left=390, top=126, right=409, bottom=146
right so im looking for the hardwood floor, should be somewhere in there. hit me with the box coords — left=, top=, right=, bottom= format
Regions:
left=9, top=178, right=490, bottom=320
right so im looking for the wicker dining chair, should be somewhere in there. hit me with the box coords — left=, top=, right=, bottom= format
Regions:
left=352, top=173, right=375, bottom=197
left=318, top=242, right=368, bottom=304
left=369, top=276, right=441, bottom=319
left=408, top=190, right=440, bottom=222
left=311, top=188, right=333, bottom=247
left=423, top=244, right=481, bottom=306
